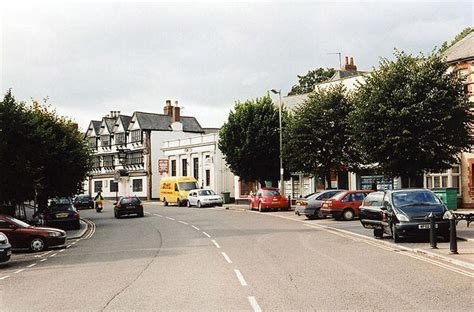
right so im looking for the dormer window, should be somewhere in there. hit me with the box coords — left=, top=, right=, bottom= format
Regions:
left=88, top=137, right=97, bottom=148
left=115, top=133, right=126, bottom=145
left=131, top=130, right=142, bottom=143
left=100, top=135, right=110, bottom=147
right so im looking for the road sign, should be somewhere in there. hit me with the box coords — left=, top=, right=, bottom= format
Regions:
left=158, top=159, right=169, bottom=174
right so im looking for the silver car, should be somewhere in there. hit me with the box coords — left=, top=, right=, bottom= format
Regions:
left=295, top=190, right=345, bottom=219
left=187, top=189, right=224, bottom=208
left=0, top=232, right=12, bottom=263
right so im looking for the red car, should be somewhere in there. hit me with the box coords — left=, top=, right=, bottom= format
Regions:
left=249, top=187, right=289, bottom=212
left=0, top=214, right=67, bottom=252
left=320, top=190, right=374, bottom=221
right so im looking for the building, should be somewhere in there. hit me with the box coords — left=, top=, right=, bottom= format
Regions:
left=161, top=133, right=235, bottom=198
left=85, top=100, right=204, bottom=199
left=433, top=32, right=474, bottom=208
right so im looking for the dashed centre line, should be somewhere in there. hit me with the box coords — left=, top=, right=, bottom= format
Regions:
left=202, top=231, right=211, bottom=238
left=0, top=276, right=9, bottom=280
left=234, top=269, right=248, bottom=286
left=178, top=221, right=188, bottom=225
left=153, top=214, right=163, bottom=217
left=40, top=259, right=47, bottom=262
left=50, top=253, right=58, bottom=258
left=27, top=263, right=37, bottom=268
left=192, top=225, right=200, bottom=230
left=248, top=296, right=262, bottom=312
left=221, top=252, right=232, bottom=263
left=166, top=217, right=175, bottom=221
left=211, top=239, right=221, bottom=248
left=14, top=269, right=24, bottom=274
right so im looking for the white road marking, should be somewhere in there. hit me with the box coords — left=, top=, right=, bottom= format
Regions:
left=35, top=250, right=52, bottom=258
left=166, top=217, right=175, bottom=221
left=27, top=263, right=37, bottom=268
left=50, top=253, right=57, bottom=257
left=144, top=212, right=151, bottom=215
left=40, top=259, right=47, bottom=262
left=71, top=242, right=77, bottom=245
left=0, top=276, right=9, bottom=280
left=66, top=245, right=72, bottom=248
left=153, top=214, right=163, bottom=217
left=248, top=296, right=262, bottom=312
left=178, top=221, right=188, bottom=225
left=202, top=231, right=211, bottom=238
left=234, top=269, right=248, bottom=286
left=58, top=249, right=65, bottom=253
left=211, top=240, right=221, bottom=248
left=221, top=252, right=232, bottom=263
left=14, top=269, right=24, bottom=274
left=192, top=225, right=200, bottom=230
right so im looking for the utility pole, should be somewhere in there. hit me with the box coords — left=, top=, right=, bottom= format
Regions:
left=328, top=52, right=342, bottom=69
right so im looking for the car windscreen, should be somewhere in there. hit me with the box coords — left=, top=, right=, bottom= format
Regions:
left=362, top=193, right=384, bottom=206
left=121, top=197, right=141, bottom=205
left=49, top=204, right=75, bottom=212
left=199, top=190, right=216, bottom=196
left=50, top=198, right=72, bottom=205
left=5, top=216, right=31, bottom=228
left=178, top=182, right=199, bottom=190
left=392, top=191, right=440, bottom=208
left=262, top=189, right=280, bottom=196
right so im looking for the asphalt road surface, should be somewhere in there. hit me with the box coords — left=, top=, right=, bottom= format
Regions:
left=1, top=202, right=472, bottom=311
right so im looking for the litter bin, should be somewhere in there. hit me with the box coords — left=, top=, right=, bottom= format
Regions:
left=221, top=192, right=230, bottom=204
left=431, top=188, right=458, bottom=210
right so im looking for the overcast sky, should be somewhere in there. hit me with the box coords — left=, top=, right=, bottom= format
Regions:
left=1, top=0, right=473, bottom=131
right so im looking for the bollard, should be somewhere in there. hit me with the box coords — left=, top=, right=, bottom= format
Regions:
left=449, top=215, right=458, bottom=254
left=429, top=212, right=437, bottom=249
left=288, top=195, right=291, bottom=210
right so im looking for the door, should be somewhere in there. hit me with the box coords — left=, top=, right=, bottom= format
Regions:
left=352, top=192, right=367, bottom=215
left=0, top=219, right=22, bottom=248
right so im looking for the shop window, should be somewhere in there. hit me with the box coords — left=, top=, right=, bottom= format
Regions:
left=425, top=165, right=461, bottom=194
left=133, top=179, right=143, bottom=192
left=94, top=181, right=103, bottom=193
left=240, top=180, right=257, bottom=196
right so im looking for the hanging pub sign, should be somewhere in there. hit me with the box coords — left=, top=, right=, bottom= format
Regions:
left=158, top=159, right=169, bottom=175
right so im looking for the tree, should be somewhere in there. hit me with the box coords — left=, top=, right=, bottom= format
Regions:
left=0, top=90, right=92, bottom=213
left=284, top=84, right=358, bottom=186
left=288, top=68, right=336, bottom=96
left=349, top=50, right=471, bottom=184
left=218, top=95, right=288, bottom=185
left=440, top=27, right=474, bottom=52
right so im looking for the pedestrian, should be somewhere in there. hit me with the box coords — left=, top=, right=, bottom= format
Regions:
left=371, top=180, right=378, bottom=191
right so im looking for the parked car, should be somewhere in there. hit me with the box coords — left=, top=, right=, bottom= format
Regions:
left=249, top=187, right=289, bottom=212
left=44, top=197, right=81, bottom=230
left=320, top=190, right=374, bottom=221
left=295, top=190, right=345, bottom=219
left=73, top=195, right=94, bottom=209
left=0, top=215, right=67, bottom=252
left=358, top=191, right=385, bottom=237
left=0, top=232, right=12, bottom=263
left=359, top=189, right=450, bottom=242
left=187, top=189, right=223, bottom=208
left=114, top=196, right=144, bottom=218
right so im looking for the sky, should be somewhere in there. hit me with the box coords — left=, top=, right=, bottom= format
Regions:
left=1, top=0, right=473, bottom=131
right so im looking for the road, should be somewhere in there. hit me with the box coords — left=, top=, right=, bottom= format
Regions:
left=1, top=202, right=472, bottom=311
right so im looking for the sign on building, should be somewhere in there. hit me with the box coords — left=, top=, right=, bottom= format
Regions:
left=158, top=159, right=169, bottom=174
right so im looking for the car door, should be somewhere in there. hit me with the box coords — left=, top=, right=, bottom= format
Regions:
left=351, top=192, right=366, bottom=214
left=382, top=195, right=394, bottom=233
left=190, top=192, right=197, bottom=206
left=0, top=219, right=22, bottom=248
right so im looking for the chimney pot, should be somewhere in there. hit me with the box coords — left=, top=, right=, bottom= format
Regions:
left=172, top=105, right=181, bottom=123
left=350, top=57, right=354, bottom=65
left=164, top=100, right=173, bottom=116
left=345, top=56, right=349, bottom=65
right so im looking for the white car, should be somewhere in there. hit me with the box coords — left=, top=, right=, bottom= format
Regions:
left=187, top=189, right=224, bottom=208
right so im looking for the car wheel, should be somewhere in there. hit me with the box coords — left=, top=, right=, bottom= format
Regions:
left=30, top=237, right=46, bottom=252
left=306, top=214, right=316, bottom=220
left=316, top=210, right=324, bottom=219
left=258, top=202, right=263, bottom=212
left=391, top=223, right=401, bottom=243
left=342, top=209, right=355, bottom=221
left=114, top=211, right=120, bottom=218
left=74, top=220, right=81, bottom=230
left=138, top=210, right=144, bottom=217
left=374, top=228, right=383, bottom=239
left=197, top=201, right=202, bottom=208
left=163, top=198, right=168, bottom=206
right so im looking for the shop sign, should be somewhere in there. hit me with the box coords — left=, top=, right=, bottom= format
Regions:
left=158, top=159, right=169, bottom=174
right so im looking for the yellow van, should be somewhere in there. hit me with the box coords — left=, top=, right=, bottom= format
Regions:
left=159, top=176, right=199, bottom=206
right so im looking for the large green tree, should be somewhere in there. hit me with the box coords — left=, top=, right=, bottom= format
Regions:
left=349, top=50, right=471, bottom=183
left=284, top=84, right=359, bottom=186
left=0, top=90, right=92, bottom=212
left=288, top=68, right=336, bottom=96
left=219, top=95, right=288, bottom=185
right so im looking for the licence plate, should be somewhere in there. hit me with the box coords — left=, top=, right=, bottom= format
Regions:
left=418, top=224, right=438, bottom=229
left=56, top=213, right=68, bottom=218
left=128, top=206, right=136, bottom=209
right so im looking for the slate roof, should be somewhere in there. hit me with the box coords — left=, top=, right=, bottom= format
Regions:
left=444, top=32, right=474, bottom=63
left=118, top=115, right=132, bottom=131
left=91, top=120, right=101, bottom=135
left=134, top=112, right=204, bottom=133
left=103, top=117, right=116, bottom=132
left=328, top=70, right=367, bottom=82
left=283, top=93, right=309, bottom=110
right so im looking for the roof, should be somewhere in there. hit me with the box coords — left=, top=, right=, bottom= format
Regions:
left=103, top=117, right=116, bottom=132
left=134, top=112, right=204, bottom=133
left=203, top=127, right=220, bottom=134
left=444, top=32, right=474, bottom=63
left=283, top=93, right=309, bottom=109
left=118, top=115, right=132, bottom=130
left=327, top=70, right=368, bottom=82
left=91, top=120, right=101, bottom=134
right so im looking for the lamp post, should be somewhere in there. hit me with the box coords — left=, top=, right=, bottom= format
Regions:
left=116, top=148, right=130, bottom=201
left=271, top=89, right=284, bottom=196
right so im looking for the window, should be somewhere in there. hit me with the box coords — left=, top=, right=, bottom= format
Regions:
left=88, top=137, right=97, bottom=148
left=131, top=130, right=142, bottom=143
left=171, top=160, right=176, bottom=176
left=100, top=135, right=110, bottom=148
left=182, top=159, right=188, bottom=176
left=103, top=155, right=114, bottom=168
left=94, top=181, right=103, bottom=193
left=0, top=220, right=10, bottom=228
left=110, top=180, right=118, bottom=192
left=92, top=156, right=101, bottom=169
left=205, top=169, right=210, bottom=186
left=193, top=158, right=199, bottom=179
left=127, top=152, right=143, bottom=165
left=133, top=179, right=143, bottom=192
left=115, top=132, right=126, bottom=145
left=425, top=165, right=461, bottom=194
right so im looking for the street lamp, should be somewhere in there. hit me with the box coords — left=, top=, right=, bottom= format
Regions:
left=270, top=89, right=284, bottom=196
left=117, top=148, right=130, bottom=165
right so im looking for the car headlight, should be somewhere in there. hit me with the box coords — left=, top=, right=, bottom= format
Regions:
left=443, top=210, right=453, bottom=220
left=48, top=232, right=61, bottom=237
left=396, top=214, right=410, bottom=222
left=0, top=233, right=9, bottom=244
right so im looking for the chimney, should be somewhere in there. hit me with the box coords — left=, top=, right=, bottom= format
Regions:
left=342, top=56, right=357, bottom=71
left=164, top=100, right=173, bottom=116
left=172, top=101, right=181, bottom=123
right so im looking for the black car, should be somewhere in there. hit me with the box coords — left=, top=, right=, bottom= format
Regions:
left=44, top=197, right=81, bottom=230
left=114, top=196, right=144, bottom=218
left=73, top=195, right=94, bottom=209
left=359, top=189, right=450, bottom=242
left=0, top=232, right=12, bottom=263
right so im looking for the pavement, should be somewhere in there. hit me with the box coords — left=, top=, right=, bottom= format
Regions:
left=222, top=203, right=474, bottom=269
